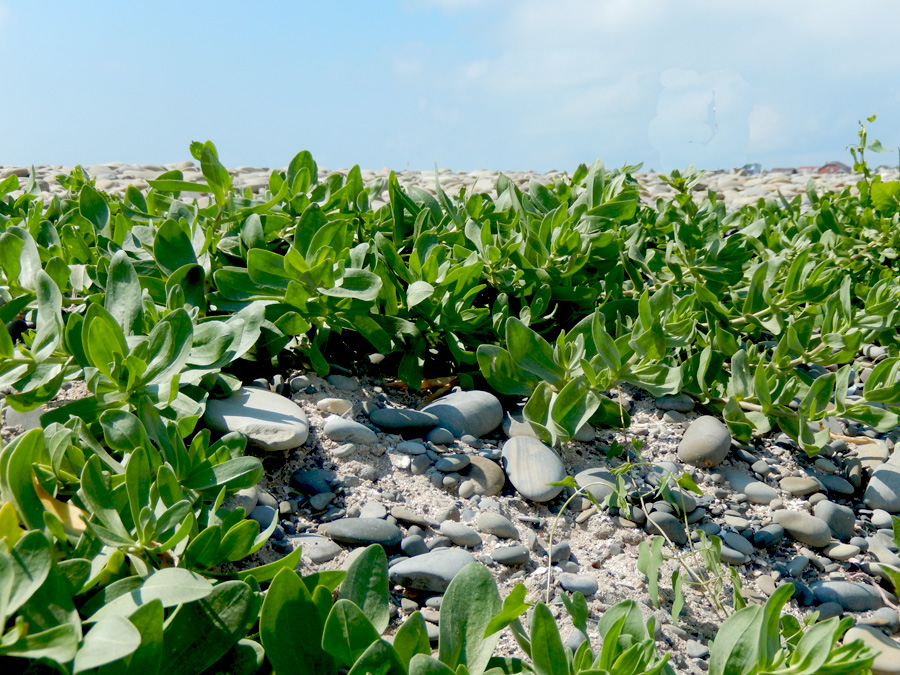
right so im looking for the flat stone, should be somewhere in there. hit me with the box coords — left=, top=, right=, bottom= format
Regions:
left=462, top=456, right=506, bottom=496
left=501, top=437, right=565, bottom=502
left=814, top=500, right=856, bottom=541
left=369, top=407, right=439, bottom=430
left=719, top=467, right=778, bottom=504
left=317, top=397, right=353, bottom=415
left=719, top=546, right=749, bottom=565
left=819, top=474, right=855, bottom=495
left=645, top=511, right=687, bottom=546
left=325, top=518, right=402, bottom=547
left=390, top=507, right=434, bottom=528
left=327, top=374, right=359, bottom=392
left=205, top=387, right=309, bottom=451
left=541, top=542, right=571, bottom=564
left=656, top=393, right=694, bottom=412
left=722, top=532, right=754, bottom=556
left=773, top=511, right=832, bottom=548
left=476, top=512, right=518, bottom=539
left=822, top=542, right=860, bottom=561
left=400, top=535, right=429, bottom=557
left=574, top=468, right=616, bottom=504
left=757, top=574, right=777, bottom=596
left=779, top=476, right=823, bottom=496
left=809, top=580, right=884, bottom=611
left=558, top=573, right=598, bottom=596
left=427, top=427, right=456, bottom=445
left=322, top=415, right=378, bottom=444
left=491, top=545, right=530, bottom=566
left=249, top=505, right=276, bottom=529
left=309, top=492, right=336, bottom=510
left=294, top=534, right=342, bottom=564
left=435, top=454, right=471, bottom=473
left=388, top=548, right=477, bottom=592
left=290, top=468, right=334, bottom=494
left=865, top=465, right=900, bottom=513
left=439, top=521, right=482, bottom=547
left=421, top=390, right=503, bottom=438
left=359, top=501, right=387, bottom=519
left=678, top=416, right=731, bottom=468
left=844, top=626, right=900, bottom=675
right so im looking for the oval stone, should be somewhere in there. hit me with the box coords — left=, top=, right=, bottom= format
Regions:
left=205, top=386, right=309, bottom=451
left=325, top=518, right=402, bottom=547
left=773, top=511, right=832, bottom=548
left=678, top=416, right=731, bottom=468
left=388, top=548, right=477, bottom=592
left=421, top=390, right=503, bottom=438
left=501, top=437, right=565, bottom=502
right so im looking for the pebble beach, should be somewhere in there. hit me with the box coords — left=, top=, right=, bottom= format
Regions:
left=3, top=160, right=900, bottom=675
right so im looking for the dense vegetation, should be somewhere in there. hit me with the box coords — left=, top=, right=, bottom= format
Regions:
left=1, top=119, right=898, bottom=672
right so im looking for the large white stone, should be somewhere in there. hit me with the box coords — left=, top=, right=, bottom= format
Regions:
left=205, top=386, right=309, bottom=451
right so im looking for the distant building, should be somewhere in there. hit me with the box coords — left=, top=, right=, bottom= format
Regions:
left=770, top=167, right=797, bottom=174
left=817, top=161, right=851, bottom=174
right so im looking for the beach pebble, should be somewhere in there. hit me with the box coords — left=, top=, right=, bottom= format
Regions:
left=558, top=573, right=598, bottom=596
left=325, top=518, right=402, bottom=547
left=678, top=416, right=731, bottom=468
left=476, top=512, right=518, bottom=539
left=205, top=386, right=310, bottom=451
left=865, top=465, right=900, bottom=513
left=843, top=626, right=900, bottom=675
left=368, top=407, right=439, bottom=430
left=421, top=389, right=503, bottom=438
left=388, top=548, right=477, bottom=592
left=501, top=437, right=566, bottom=502
left=773, top=511, right=832, bottom=548
left=323, top=415, right=378, bottom=444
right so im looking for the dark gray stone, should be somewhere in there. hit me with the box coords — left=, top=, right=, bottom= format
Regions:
left=809, top=580, right=885, bottom=611
left=491, top=545, right=531, bottom=566
left=814, top=500, right=856, bottom=541
left=421, top=390, right=503, bottom=438
left=388, top=548, right=477, bottom=592
left=325, top=518, right=402, bottom=547
left=369, top=407, right=439, bottom=430
left=645, top=511, right=687, bottom=546
left=322, top=415, right=378, bottom=444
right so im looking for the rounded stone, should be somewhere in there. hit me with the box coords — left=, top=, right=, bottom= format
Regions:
left=779, top=476, right=823, bottom=496
left=293, top=534, right=342, bottom=564
left=400, top=535, right=429, bottom=557
left=814, top=500, right=856, bottom=541
left=491, top=545, right=530, bottom=566
left=773, top=511, right=832, bottom=548
left=316, top=397, right=354, bottom=415
left=644, top=511, right=687, bottom=546
left=753, top=524, right=784, bottom=548
left=678, top=416, right=731, bottom=468
left=388, top=548, right=478, bottom=592
left=435, top=454, right=471, bottom=473
left=558, top=573, right=599, bottom=596
left=476, top=512, right=518, bottom=539
left=573, top=468, right=616, bottom=504
left=463, top=456, right=506, bottom=496
left=205, top=386, right=310, bottom=451
left=421, top=390, right=503, bottom=438
left=822, top=542, right=860, bottom=561
left=322, top=415, right=378, bottom=445
left=656, top=393, right=694, bottom=412
left=501, top=437, right=566, bottom=502
left=439, top=521, right=482, bottom=548
left=844, top=626, right=900, bottom=675
left=325, top=518, right=402, bottom=547
left=865, top=465, right=900, bottom=513
left=809, top=580, right=885, bottom=611
left=427, top=427, right=456, bottom=445
left=368, top=407, right=439, bottom=430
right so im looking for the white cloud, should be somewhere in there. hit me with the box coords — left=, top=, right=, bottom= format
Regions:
left=392, top=0, right=900, bottom=169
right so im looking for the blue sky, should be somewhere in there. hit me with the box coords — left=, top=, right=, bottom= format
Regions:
left=1, top=1, right=898, bottom=173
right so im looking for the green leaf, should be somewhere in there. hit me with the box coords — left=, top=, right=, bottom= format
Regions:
left=707, top=604, right=764, bottom=675
left=7, top=530, right=53, bottom=616
left=439, top=562, right=502, bottom=675
left=1, top=429, right=48, bottom=531
left=394, top=612, right=431, bottom=669
left=484, top=584, right=531, bottom=638
left=161, top=580, right=255, bottom=675
left=87, top=568, right=214, bottom=622
left=260, top=568, right=335, bottom=675
left=505, top=318, right=566, bottom=389
left=154, top=218, right=198, bottom=277
left=147, top=179, right=212, bottom=193
left=409, top=654, right=457, bottom=675
left=182, top=457, right=263, bottom=492
left=74, top=615, right=142, bottom=673
left=476, top=345, right=541, bottom=397
left=82, top=303, right=129, bottom=379
left=32, top=270, right=64, bottom=362
left=549, top=375, right=600, bottom=442
left=671, top=571, right=684, bottom=625
left=529, top=603, right=567, bottom=675
left=105, top=250, right=143, bottom=336
left=407, top=280, right=435, bottom=308
left=338, top=544, right=391, bottom=634
left=80, top=184, right=110, bottom=233
left=322, top=599, right=381, bottom=669
left=98, top=599, right=164, bottom=675
left=347, top=639, right=406, bottom=675
left=320, top=268, right=383, bottom=302
left=799, top=373, right=835, bottom=421
left=0, top=622, right=79, bottom=663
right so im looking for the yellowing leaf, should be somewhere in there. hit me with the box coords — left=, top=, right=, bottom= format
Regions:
left=33, top=479, right=87, bottom=535
left=0, top=500, right=23, bottom=547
